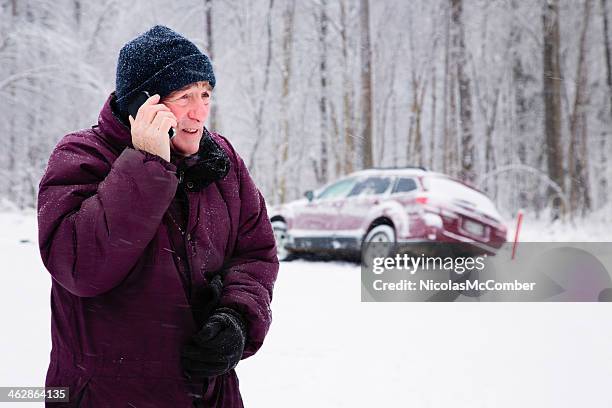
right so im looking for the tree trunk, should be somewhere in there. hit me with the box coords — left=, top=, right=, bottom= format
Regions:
left=247, top=0, right=274, bottom=170
left=278, top=0, right=295, bottom=203
left=442, top=2, right=451, bottom=174
left=513, top=57, right=528, bottom=166
left=448, top=74, right=458, bottom=178
left=406, top=12, right=426, bottom=168
left=317, top=0, right=329, bottom=184
left=378, top=41, right=399, bottom=166
left=205, top=0, right=219, bottom=131
left=340, top=0, right=355, bottom=174
left=392, top=92, right=398, bottom=167
left=542, top=0, right=565, bottom=218
left=330, top=102, right=342, bottom=178
left=74, top=0, right=81, bottom=29
left=430, top=56, right=437, bottom=170
left=600, top=0, right=612, bottom=206
left=408, top=76, right=427, bottom=167
left=360, top=0, right=374, bottom=169
left=484, top=88, right=500, bottom=174
left=568, top=0, right=592, bottom=215
left=450, top=0, right=475, bottom=183
left=8, top=0, right=18, bottom=173
left=603, top=0, right=612, bottom=116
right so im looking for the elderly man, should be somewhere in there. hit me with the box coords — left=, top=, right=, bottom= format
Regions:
left=38, top=25, right=278, bottom=407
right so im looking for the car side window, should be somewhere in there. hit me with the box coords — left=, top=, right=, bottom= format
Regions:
left=317, top=178, right=357, bottom=200
left=347, top=177, right=391, bottom=197
left=392, top=178, right=417, bottom=194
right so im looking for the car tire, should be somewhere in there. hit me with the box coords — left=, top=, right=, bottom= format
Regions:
left=361, top=224, right=397, bottom=263
left=272, top=220, right=296, bottom=262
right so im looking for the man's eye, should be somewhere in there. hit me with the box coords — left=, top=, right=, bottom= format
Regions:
left=202, top=92, right=210, bottom=98
left=180, top=94, right=189, bottom=99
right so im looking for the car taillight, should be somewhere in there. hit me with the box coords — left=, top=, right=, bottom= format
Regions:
left=415, top=196, right=428, bottom=204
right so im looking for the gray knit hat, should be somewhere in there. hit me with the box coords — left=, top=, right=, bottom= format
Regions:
left=115, top=25, right=215, bottom=115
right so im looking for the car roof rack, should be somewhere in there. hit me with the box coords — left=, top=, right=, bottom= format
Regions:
left=368, top=166, right=428, bottom=171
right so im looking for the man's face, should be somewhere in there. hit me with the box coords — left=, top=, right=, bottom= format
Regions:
left=162, top=81, right=212, bottom=156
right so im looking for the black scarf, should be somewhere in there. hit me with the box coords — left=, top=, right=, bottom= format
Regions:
left=173, top=128, right=231, bottom=191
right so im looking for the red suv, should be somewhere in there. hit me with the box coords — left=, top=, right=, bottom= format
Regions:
left=269, top=167, right=507, bottom=261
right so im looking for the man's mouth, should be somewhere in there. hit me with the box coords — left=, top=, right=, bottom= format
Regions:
left=182, top=128, right=200, bottom=134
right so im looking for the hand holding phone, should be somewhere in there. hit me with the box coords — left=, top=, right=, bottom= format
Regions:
left=128, top=91, right=176, bottom=139
left=127, top=92, right=177, bottom=163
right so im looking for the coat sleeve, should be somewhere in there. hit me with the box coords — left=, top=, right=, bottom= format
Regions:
left=38, top=137, right=178, bottom=297
left=219, top=153, right=279, bottom=359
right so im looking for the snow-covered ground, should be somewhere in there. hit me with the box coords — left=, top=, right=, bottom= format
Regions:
left=1, top=210, right=612, bottom=407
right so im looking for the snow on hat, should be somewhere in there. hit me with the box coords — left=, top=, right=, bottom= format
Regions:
left=114, top=25, right=215, bottom=115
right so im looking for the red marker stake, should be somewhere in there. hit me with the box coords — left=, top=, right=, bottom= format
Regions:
left=511, top=210, right=523, bottom=260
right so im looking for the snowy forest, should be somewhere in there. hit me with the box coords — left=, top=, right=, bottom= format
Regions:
left=1, top=0, right=611, bottom=221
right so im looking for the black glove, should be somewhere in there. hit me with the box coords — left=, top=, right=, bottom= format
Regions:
left=182, top=307, right=247, bottom=380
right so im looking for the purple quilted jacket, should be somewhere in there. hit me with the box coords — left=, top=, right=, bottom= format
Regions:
left=37, top=94, right=278, bottom=407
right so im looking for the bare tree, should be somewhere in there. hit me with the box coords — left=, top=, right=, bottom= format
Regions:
left=442, top=1, right=456, bottom=175
left=247, top=0, right=274, bottom=171
left=2, top=0, right=612, bottom=216
left=340, top=0, right=355, bottom=174
left=406, top=8, right=428, bottom=168
left=510, top=0, right=536, bottom=169
left=377, top=35, right=401, bottom=166
left=542, top=0, right=565, bottom=217
left=313, top=0, right=330, bottom=184
left=359, top=0, right=373, bottom=169
left=599, top=0, right=612, bottom=205
left=204, top=0, right=219, bottom=131
left=603, top=0, right=612, bottom=116
left=74, top=0, right=82, bottom=28
left=429, top=5, right=440, bottom=170
left=568, top=0, right=592, bottom=215
left=450, top=0, right=475, bottom=183
left=277, top=0, right=295, bottom=204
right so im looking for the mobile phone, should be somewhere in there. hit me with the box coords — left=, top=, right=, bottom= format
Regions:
left=127, top=91, right=175, bottom=139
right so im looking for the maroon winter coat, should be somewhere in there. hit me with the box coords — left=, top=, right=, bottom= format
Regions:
left=37, top=94, right=278, bottom=407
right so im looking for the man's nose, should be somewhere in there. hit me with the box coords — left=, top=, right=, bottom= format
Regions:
left=187, top=98, right=208, bottom=121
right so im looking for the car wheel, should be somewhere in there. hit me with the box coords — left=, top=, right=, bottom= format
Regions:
left=361, top=224, right=396, bottom=263
left=272, top=220, right=295, bottom=262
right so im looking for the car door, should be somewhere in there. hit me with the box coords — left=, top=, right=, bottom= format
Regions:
left=335, top=176, right=393, bottom=233
left=291, top=177, right=357, bottom=235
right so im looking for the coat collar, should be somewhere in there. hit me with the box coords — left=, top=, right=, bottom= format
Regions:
left=97, top=93, right=134, bottom=150
left=96, top=93, right=230, bottom=191
left=172, top=127, right=231, bottom=191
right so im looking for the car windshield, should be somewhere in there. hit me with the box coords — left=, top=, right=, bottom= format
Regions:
left=347, top=177, right=392, bottom=197
left=423, top=176, right=501, bottom=219
left=317, top=178, right=357, bottom=200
